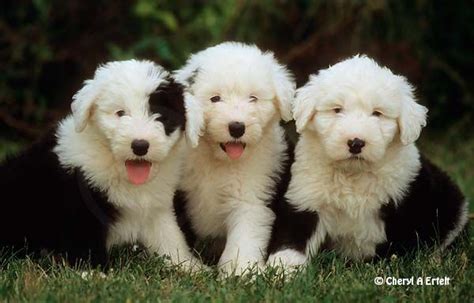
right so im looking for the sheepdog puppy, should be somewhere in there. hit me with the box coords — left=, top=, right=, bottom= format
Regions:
left=0, top=60, right=200, bottom=269
left=268, top=55, right=468, bottom=267
left=173, top=42, right=296, bottom=275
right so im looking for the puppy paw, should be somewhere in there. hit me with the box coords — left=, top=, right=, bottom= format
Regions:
left=218, top=260, right=264, bottom=278
left=267, top=248, right=307, bottom=274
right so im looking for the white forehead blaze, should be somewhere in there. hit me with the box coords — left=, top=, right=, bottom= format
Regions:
left=193, top=49, right=275, bottom=101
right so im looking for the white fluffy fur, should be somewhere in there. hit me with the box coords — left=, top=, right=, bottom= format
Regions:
left=174, top=42, right=295, bottom=275
left=275, top=55, right=429, bottom=265
left=54, top=60, right=201, bottom=269
left=267, top=248, right=308, bottom=268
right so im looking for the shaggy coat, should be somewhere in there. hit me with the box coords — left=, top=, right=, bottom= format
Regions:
left=173, top=42, right=296, bottom=275
left=0, top=60, right=197, bottom=268
left=268, top=56, right=468, bottom=267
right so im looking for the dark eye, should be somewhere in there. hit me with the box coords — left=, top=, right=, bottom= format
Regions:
left=333, top=107, right=342, bottom=114
left=249, top=95, right=258, bottom=102
left=210, top=96, right=221, bottom=103
left=372, top=110, right=383, bottom=117
left=116, top=110, right=126, bottom=117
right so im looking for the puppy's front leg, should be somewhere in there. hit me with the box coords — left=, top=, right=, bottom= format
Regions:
left=219, top=203, right=275, bottom=276
left=142, top=208, right=204, bottom=272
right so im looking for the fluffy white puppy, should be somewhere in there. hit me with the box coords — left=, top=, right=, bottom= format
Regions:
left=174, top=42, right=295, bottom=275
left=268, top=55, right=467, bottom=267
left=0, top=60, right=201, bottom=269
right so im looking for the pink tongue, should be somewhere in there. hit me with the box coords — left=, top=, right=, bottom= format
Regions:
left=125, top=160, right=152, bottom=185
left=224, top=143, right=244, bottom=159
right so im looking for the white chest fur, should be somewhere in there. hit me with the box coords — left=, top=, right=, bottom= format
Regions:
left=179, top=123, right=287, bottom=238
left=318, top=207, right=386, bottom=259
left=288, top=133, right=421, bottom=259
left=104, top=175, right=179, bottom=248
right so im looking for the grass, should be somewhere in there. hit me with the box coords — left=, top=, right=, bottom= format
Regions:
left=0, top=125, right=472, bottom=302
left=0, top=242, right=471, bottom=302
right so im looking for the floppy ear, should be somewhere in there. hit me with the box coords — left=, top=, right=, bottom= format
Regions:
left=293, top=79, right=317, bottom=133
left=174, top=63, right=204, bottom=148
left=397, top=78, right=428, bottom=145
left=183, top=92, right=204, bottom=148
left=71, top=79, right=99, bottom=132
left=268, top=54, right=295, bottom=122
left=173, top=56, right=200, bottom=89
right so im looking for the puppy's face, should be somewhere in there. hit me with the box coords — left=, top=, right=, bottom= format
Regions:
left=175, top=42, right=295, bottom=161
left=294, top=55, right=427, bottom=167
left=72, top=60, right=185, bottom=185
left=311, top=88, right=399, bottom=163
left=195, top=67, right=278, bottom=161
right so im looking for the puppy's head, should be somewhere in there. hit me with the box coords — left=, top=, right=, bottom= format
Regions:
left=175, top=42, right=295, bottom=161
left=71, top=60, right=185, bottom=185
left=294, top=55, right=427, bottom=166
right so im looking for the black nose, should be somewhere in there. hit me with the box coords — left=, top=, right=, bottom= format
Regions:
left=228, top=122, right=245, bottom=138
left=131, top=139, right=149, bottom=156
left=347, top=138, right=365, bottom=154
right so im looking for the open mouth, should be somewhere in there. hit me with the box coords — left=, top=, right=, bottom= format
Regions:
left=219, top=142, right=246, bottom=160
left=125, top=159, right=152, bottom=185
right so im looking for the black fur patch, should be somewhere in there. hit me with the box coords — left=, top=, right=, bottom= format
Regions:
left=173, top=190, right=196, bottom=248
left=148, top=77, right=186, bottom=135
left=267, top=136, right=319, bottom=256
left=0, top=128, right=119, bottom=267
left=376, top=155, right=467, bottom=257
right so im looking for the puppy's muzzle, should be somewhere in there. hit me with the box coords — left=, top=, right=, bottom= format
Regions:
left=228, top=121, right=245, bottom=138
left=347, top=138, right=365, bottom=154
left=131, top=139, right=150, bottom=156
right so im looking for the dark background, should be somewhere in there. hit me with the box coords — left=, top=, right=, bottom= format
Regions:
left=1, top=0, right=473, bottom=142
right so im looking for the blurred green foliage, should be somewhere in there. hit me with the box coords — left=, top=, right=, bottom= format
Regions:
left=1, top=0, right=473, bottom=140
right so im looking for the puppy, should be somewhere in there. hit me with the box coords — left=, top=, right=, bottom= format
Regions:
left=173, top=42, right=296, bottom=275
left=268, top=55, right=468, bottom=267
left=0, top=60, right=200, bottom=269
